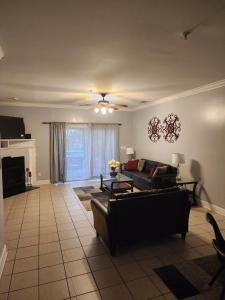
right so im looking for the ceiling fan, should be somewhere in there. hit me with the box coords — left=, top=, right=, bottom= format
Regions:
left=80, top=93, right=128, bottom=114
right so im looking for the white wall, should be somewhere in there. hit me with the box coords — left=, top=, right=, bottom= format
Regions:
left=0, top=106, right=133, bottom=181
left=132, top=87, right=225, bottom=209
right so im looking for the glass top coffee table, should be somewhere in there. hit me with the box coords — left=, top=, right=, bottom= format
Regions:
left=100, top=173, right=134, bottom=197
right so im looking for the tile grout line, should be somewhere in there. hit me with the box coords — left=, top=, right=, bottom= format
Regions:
left=70, top=184, right=166, bottom=299
left=49, top=186, right=73, bottom=300
left=6, top=192, right=29, bottom=299
left=70, top=184, right=140, bottom=300
left=60, top=185, right=104, bottom=299
left=61, top=184, right=136, bottom=299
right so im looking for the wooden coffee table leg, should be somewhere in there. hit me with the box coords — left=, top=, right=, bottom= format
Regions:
left=100, top=174, right=103, bottom=189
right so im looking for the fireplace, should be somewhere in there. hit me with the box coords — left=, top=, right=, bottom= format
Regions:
left=2, top=156, right=26, bottom=198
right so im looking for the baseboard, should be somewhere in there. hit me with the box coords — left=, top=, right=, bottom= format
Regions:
left=0, top=245, right=7, bottom=278
left=199, top=200, right=225, bottom=216
left=35, top=179, right=50, bottom=185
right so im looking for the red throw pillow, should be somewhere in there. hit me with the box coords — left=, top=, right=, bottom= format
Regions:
left=148, top=166, right=156, bottom=177
left=126, top=160, right=139, bottom=171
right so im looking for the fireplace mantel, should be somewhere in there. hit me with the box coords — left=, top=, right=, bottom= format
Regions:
left=0, top=139, right=37, bottom=184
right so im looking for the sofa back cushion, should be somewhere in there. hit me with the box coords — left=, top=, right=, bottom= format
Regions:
left=142, top=159, right=161, bottom=173
left=142, top=159, right=177, bottom=175
left=108, top=190, right=189, bottom=242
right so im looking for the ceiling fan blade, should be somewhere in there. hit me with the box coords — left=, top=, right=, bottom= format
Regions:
left=109, top=103, right=128, bottom=108
left=78, top=103, right=92, bottom=107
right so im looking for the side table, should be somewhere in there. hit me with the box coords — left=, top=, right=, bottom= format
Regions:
left=175, top=178, right=198, bottom=206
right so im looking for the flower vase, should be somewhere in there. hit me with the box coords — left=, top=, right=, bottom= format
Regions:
left=110, top=167, right=118, bottom=177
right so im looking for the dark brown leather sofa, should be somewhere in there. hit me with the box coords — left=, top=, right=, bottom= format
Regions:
left=91, top=189, right=191, bottom=255
left=122, top=159, right=177, bottom=190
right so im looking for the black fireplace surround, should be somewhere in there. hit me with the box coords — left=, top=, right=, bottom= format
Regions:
left=2, top=156, right=26, bottom=198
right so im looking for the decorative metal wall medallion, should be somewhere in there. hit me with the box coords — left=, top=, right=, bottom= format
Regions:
left=148, top=117, right=161, bottom=143
left=162, top=113, right=181, bottom=143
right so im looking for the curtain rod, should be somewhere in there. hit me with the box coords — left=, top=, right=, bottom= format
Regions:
left=42, top=122, right=122, bottom=126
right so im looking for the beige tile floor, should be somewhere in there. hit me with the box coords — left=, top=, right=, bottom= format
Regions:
left=0, top=181, right=223, bottom=300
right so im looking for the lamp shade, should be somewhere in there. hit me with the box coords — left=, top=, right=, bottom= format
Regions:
left=126, top=147, right=134, bottom=155
left=172, top=153, right=185, bottom=165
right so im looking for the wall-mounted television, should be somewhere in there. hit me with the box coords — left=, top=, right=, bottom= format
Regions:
left=0, top=116, right=25, bottom=139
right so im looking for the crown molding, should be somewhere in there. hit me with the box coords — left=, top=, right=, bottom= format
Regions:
left=0, top=78, right=225, bottom=112
left=131, top=78, right=225, bottom=111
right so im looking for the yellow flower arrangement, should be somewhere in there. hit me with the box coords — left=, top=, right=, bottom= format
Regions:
left=107, top=160, right=120, bottom=169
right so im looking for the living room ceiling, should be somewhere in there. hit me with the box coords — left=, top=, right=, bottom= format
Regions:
left=0, top=0, right=225, bottom=110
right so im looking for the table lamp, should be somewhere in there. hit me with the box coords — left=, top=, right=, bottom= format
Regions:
left=126, top=147, right=134, bottom=160
left=172, top=153, right=185, bottom=180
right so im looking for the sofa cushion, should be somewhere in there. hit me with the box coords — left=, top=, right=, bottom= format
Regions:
left=137, top=159, right=145, bottom=172
left=126, top=160, right=139, bottom=171
left=148, top=166, right=157, bottom=177
left=122, top=170, right=137, bottom=178
left=153, top=166, right=168, bottom=177
left=142, top=159, right=162, bottom=173
left=132, top=171, right=151, bottom=182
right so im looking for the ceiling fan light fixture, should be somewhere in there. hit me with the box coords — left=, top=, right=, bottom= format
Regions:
left=92, top=92, right=127, bottom=114
left=101, top=106, right=107, bottom=114
left=94, top=107, right=100, bottom=113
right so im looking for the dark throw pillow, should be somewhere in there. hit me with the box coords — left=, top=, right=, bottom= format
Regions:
left=148, top=166, right=157, bottom=177
left=137, top=159, right=145, bottom=172
left=153, top=166, right=168, bottom=177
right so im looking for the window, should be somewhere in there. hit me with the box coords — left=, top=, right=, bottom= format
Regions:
left=65, top=124, right=119, bottom=181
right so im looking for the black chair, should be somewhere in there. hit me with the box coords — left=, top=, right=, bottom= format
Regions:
left=206, top=212, right=225, bottom=300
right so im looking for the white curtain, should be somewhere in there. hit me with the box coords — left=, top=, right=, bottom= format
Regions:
left=65, top=124, right=119, bottom=181
left=92, top=124, right=119, bottom=177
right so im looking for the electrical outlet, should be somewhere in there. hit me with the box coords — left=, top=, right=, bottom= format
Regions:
left=38, top=172, right=42, bottom=177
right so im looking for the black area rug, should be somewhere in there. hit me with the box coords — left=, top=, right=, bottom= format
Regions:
left=4, top=186, right=40, bottom=198
left=26, top=186, right=40, bottom=192
left=155, top=265, right=199, bottom=299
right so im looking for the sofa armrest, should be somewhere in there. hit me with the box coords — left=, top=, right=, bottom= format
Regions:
left=91, top=198, right=116, bottom=253
left=91, top=198, right=108, bottom=216
left=182, top=196, right=191, bottom=236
